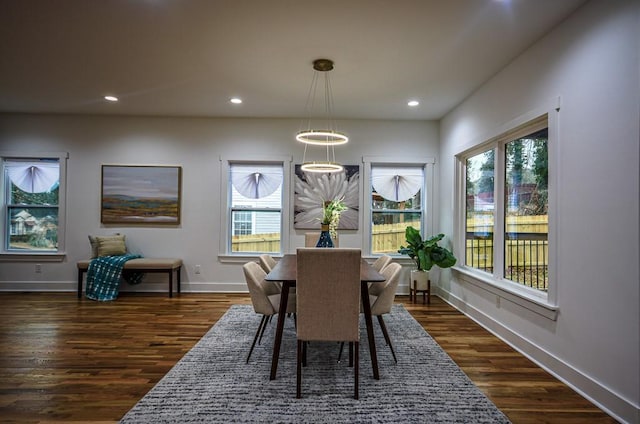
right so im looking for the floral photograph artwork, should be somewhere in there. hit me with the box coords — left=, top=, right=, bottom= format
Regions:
left=294, top=164, right=359, bottom=230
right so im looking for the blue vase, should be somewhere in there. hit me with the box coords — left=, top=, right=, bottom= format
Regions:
left=316, top=225, right=334, bottom=248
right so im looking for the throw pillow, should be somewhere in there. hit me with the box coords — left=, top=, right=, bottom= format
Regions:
left=93, top=234, right=127, bottom=257
left=88, top=235, right=100, bottom=258
left=89, top=233, right=123, bottom=258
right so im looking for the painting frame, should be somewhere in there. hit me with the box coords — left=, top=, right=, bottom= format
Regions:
left=101, top=165, right=182, bottom=225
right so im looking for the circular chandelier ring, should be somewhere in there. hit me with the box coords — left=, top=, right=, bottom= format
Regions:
left=296, top=130, right=349, bottom=146
left=300, top=161, right=344, bottom=173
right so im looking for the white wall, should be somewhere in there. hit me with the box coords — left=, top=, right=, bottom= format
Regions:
left=439, top=0, right=639, bottom=422
left=0, top=116, right=438, bottom=293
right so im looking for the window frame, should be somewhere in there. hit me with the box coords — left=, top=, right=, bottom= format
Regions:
left=362, top=156, right=435, bottom=258
left=454, top=103, right=558, bottom=319
left=218, top=155, right=291, bottom=262
left=0, top=151, right=68, bottom=261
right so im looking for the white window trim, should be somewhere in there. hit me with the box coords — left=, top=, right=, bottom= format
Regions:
left=362, top=156, right=435, bottom=258
left=0, top=151, right=68, bottom=262
left=218, top=155, right=292, bottom=263
left=453, top=100, right=559, bottom=319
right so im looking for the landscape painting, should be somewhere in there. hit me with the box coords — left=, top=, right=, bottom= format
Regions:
left=101, top=165, right=182, bottom=225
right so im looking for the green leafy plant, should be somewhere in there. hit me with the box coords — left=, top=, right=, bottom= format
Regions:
left=321, top=198, right=347, bottom=225
left=398, top=226, right=457, bottom=271
left=321, top=198, right=347, bottom=240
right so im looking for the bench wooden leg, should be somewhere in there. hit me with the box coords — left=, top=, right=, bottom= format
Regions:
left=77, top=270, right=85, bottom=299
left=177, top=267, right=181, bottom=294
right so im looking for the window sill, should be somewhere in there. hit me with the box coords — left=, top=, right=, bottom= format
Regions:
left=452, top=266, right=558, bottom=321
left=0, top=252, right=66, bottom=262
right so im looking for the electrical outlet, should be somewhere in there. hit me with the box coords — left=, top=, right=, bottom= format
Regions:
left=35, top=263, right=42, bottom=273
left=195, top=265, right=201, bottom=274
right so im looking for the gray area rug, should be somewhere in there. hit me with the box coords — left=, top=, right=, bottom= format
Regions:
left=120, top=304, right=510, bottom=423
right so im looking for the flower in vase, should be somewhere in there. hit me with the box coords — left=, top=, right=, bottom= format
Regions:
left=322, top=198, right=347, bottom=239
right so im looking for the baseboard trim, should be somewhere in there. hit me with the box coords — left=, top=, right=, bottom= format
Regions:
left=1, top=281, right=414, bottom=295
left=0, top=280, right=250, bottom=294
left=436, top=286, right=638, bottom=424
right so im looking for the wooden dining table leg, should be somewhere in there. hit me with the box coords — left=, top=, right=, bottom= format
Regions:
left=361, top=282, right=380, bottom=380
left=270, top=281, right=290, bottom=380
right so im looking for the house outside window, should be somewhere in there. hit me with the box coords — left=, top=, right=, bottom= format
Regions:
left=228, top=162, right=283, bottom=254
left=460, top=115, right=549, bottom=294
left=232, top=210, right=253, bottom=236
left=1, top=153, right=68, bottom=257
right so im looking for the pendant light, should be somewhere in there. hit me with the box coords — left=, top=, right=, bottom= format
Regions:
left=297, top=59, right=348, bottom=173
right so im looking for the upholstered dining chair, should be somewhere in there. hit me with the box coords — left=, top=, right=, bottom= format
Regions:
left=242, top=261, right=296, bottom=363
left=258, top=253, right=277, bottom=273
left=368, top=262, right=403, bottom=363
left=371, top=254, right=392, bottom=273
left=339, top=261, right=402, bottom=364
left=296, top=248, right=361, bottom=399
left=304, top=232, right=339, bottom=247
left=258, top=254, right=281, bottom=290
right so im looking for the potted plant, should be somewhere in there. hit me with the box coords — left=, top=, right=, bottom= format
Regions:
left=316, top=198, right=347, bottom=247
left=398, top=226, right=457, bottom=291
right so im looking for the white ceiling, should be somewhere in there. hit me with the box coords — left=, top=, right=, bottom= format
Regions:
left=0, top=0, right=588, bottom=120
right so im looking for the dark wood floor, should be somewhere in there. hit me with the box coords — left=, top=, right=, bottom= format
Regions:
left=0, top=292, right=617, bottom=423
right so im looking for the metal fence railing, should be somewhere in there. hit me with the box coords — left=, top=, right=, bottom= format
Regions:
left=465, top=232, right=548, bottom=291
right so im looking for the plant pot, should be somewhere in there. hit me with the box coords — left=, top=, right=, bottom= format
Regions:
left=410, top=269, right=430, bottom=291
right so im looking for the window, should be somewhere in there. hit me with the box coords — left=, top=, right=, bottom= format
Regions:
left=1, top=152, right=68, bottom=257
left=460, top=115, right=549, bottom=294
left=504, top=128, right=548, bottom=290
left=465, top=149, right=495, bottom=273
left=363, top=157, right=434, bottom=256
left=228, top=162, right=284, bottom=254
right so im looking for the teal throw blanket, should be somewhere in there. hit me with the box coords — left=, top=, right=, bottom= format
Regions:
left=85, top=254, right=143, bottom=301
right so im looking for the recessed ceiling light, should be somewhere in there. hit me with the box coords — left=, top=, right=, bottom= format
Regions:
left=104, top=95, right=118, bottom=102
left=407, top=100, right=420, bottom=107
left=230, top=97, right=242, bottom=104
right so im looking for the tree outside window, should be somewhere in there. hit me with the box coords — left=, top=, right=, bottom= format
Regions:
left=504, top=129, right=548, bottom=290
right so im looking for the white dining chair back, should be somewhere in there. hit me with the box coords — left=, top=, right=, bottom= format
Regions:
left=295, top=247, right=361, bottom=399
left=258, top=253, right=277, bottom=273
left=371, top=254, right=392, bottom=273
left=258, top=254, right=282, bottom=290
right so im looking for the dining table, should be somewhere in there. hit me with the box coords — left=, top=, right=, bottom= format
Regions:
left=264, top=253, right=386, bottom=381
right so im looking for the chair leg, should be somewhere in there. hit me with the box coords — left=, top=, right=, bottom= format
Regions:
left=377, top=315, right=398, bottom=364
left=302, top=341, right=308, bottom=367
left=246, top=315, right=268, bottom=364
left=354, top=341, right=359, bottom=400
left=258, top=314, right=272, bottom=345
left=348, top=342, right=353, bottom=367
left=337, top=342, right=344, bottom=363
left=296, top=340, right=303, bottom=399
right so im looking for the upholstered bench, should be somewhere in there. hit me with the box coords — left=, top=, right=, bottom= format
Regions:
left=77, top=258, right=183, bottom=299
